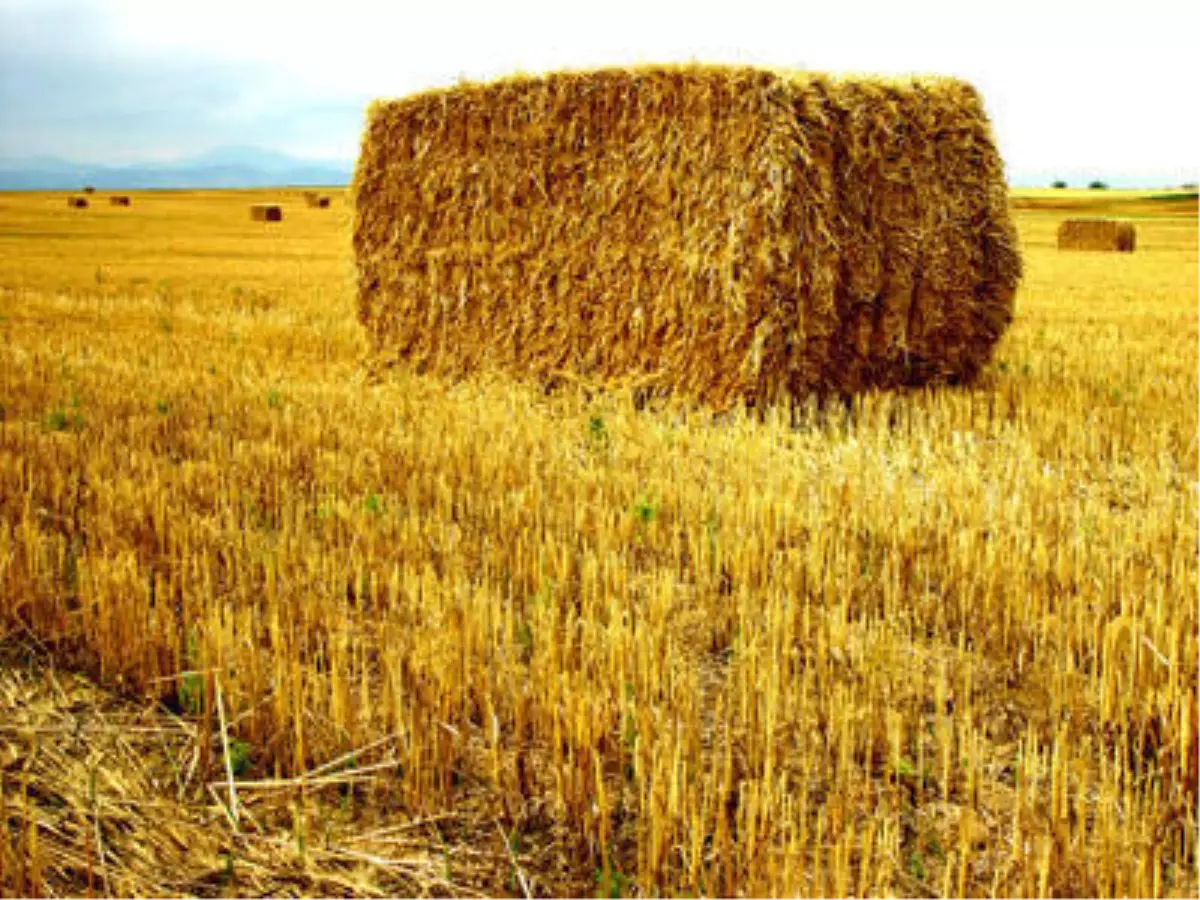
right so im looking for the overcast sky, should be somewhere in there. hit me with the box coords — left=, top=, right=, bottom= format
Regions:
left=1, top=0, right=1196, bottom=185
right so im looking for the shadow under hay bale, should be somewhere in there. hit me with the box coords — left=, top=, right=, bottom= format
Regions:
left=67, top=196, right=88, bottom=209
left=250, top=203, right=283, bottom=222
left=1057, top=218, right=1136, bottom=252
left=109, top=195, right=132, bottom=207
left=354, top=65, right=1022, bottom=410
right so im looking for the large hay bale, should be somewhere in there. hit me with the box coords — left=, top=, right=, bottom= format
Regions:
left=1057, top=218, right=1136, bottom=252
left=109, top=195, right=132, bottom=207
left=250, top=204, right=283, bottom=222
left=354, top=65, right=1021, bottom=408
left=67, top=196, right=88, bottom=209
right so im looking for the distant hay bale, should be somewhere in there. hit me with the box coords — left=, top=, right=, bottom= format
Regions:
left=303, top=190, right=320, bottom=207
left=354, top=65, right=1022, bottom=408
left=1057, top=218, right=1136, bottom=253
left=109, top=195, right=132, bottom=207
left=250, top=204, right=283, bottom=222
left=315, top=196, right=331, bottom=208
left=82, top=185, right=96, bottom=194
left=67, top=196, right=88, bottom=209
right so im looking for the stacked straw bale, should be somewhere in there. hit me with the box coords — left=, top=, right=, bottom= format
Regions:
left=354, top=65, right=1021, bottom=407
left=250, top=203, right=283, bottom=222
left=1057, top=218, right=1136, bottom=252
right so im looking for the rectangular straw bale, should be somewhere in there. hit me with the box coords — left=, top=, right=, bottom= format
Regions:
left=1057, top=218, right=1136, bottom=252
left=250, top=203, right=283, bottom=222
left=109, top=195, right=132, bottom=207
left=354, top=65, right=1021, bottom=408
left=67, top=196, right=88, bottom=209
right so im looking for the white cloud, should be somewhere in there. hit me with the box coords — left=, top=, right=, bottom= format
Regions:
left=2, top=0, right=1197, bottom=181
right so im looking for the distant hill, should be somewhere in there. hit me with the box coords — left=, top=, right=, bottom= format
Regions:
left=0, top=146, right=353, bottom=190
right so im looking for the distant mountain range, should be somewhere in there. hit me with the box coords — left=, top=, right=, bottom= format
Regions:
left=0, top=146, right=353, bottom=190
left=0, top=146, right=1191, bottom=192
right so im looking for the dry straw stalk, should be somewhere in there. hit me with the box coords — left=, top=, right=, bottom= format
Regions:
left=1057, top=218, right=1137, bottom=252
left=0, top=643, right=505, bottom=897
left=354, top=64, right=1022, bottom=408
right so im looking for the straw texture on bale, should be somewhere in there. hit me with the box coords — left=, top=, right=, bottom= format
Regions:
left=250, top=203, right=283, bottom=222
left=67, top=196, right=88, bottom=209
left=109, top=195, right=132, bottom=207
left=1057, top=218, right=1136, bottom=252
left=354, top=65, right=1021, bottom=408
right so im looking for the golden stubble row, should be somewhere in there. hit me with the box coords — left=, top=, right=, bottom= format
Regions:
left=0, top=203, right=1196, bottom=896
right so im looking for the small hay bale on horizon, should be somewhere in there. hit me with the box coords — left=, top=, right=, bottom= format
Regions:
left=250, top=203, right=283, bottom=222
left=1057, top=218, right=1136, bottom=252
left=303, top=190, right=319, bottom=207
left=67, top=196, right=88, bottom=209
left=109, top=195, right=132, bottom=207
left=314, top=196, right=331, bottom=208
left=354, top=65, right=1021, bottom=409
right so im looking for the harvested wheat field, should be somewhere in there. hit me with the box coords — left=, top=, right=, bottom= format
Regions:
left=356, top=67, right=1020, bottom=407
left=0, top=180, right=1196, bottom=897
